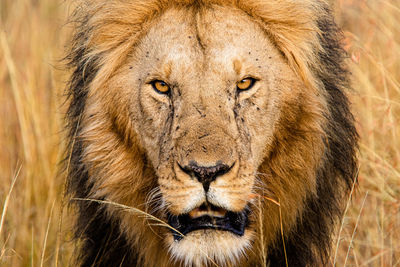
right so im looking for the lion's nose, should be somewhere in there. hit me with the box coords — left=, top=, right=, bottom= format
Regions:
left=179, top=162, right=233, bottom=192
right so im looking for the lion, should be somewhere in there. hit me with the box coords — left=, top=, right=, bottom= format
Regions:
left=65, top=0, right=358, bottom=266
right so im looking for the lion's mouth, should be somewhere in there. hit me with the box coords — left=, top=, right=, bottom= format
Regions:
left=167, top=203, right=249, bottom=241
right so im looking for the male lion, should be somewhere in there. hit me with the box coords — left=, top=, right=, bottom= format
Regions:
left=65, top=0, right=358, bottom=266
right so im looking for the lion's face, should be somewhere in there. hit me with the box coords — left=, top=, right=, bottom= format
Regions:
left=110, top=6, right=309, bottom=265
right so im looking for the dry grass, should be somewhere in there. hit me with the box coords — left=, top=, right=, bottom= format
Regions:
left=0, top=0, right=399, bottom=266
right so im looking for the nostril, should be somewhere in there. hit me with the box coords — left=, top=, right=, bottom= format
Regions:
left=178, top=161, right=234, bottom=191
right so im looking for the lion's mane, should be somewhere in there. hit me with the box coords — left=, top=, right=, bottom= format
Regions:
left=65, top=0, right=358, bottom=266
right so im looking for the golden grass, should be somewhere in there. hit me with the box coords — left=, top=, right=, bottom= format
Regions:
left=0, top=0, right=399, bottom=266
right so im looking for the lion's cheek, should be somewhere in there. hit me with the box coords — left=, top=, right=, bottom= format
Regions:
left=238, top=91, right=283, bottom=168
left=158, top=178, right=205, bottom=215
left=136, top=88, right=171, bottom=132
left=208, top=176, right=254, bottom=212
left=130, top=96, right=174, bottom=168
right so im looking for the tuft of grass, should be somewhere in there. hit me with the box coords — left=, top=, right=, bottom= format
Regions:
left=333, top=0, right=400, bottom=266
left=0, top=0, right=72, bottom=265
left=0, top=0, right=399, bottom=266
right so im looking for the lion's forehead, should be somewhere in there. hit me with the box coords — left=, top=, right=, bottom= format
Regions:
left=135, top=7, right=282, bottom=85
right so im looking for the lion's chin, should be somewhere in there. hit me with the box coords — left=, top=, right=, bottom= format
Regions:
left=167, top=230, right=253, bottom=267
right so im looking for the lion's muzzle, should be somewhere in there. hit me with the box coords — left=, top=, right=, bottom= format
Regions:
left=166, top=158, right=252, bottom=240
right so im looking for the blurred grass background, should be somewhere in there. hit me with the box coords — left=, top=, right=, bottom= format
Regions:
left=0, top=0, right=399, bottom=266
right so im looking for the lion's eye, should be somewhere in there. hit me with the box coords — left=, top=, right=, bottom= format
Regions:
left=237, top=78, right=256, bottom=91
left=151, top=80, right=170, bottom=94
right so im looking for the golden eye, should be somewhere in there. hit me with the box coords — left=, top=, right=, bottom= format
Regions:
left=151, top=80, right=170, bottom=94
left=237, top=77, right=256, bottom=91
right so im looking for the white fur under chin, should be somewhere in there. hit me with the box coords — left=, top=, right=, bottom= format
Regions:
left=167, top=230, right=253, bottom=267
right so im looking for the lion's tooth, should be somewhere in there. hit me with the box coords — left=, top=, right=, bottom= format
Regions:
left=210, top=210, right=226, bottom=218
left=188, top=208, right=202, bottom=219
left=188, top=208, right=227, bottom=219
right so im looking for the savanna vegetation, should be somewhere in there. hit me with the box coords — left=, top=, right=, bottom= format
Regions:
left=0, top=0, right=399, bottom=266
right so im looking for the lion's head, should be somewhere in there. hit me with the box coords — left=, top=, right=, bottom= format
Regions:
left=66, top=1, right=358, bottom=266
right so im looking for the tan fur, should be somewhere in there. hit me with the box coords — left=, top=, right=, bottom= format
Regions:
left=71, top=1, right=339, bottom=266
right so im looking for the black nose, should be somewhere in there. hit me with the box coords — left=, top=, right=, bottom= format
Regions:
left=179, top=162, right=233, bottom=191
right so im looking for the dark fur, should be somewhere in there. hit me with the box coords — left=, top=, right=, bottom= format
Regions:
left=266, top=9, right=358, bottom=267
left=65, top=3, right=358, bottom=267
left=65, top=13, right=138, bottom=267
